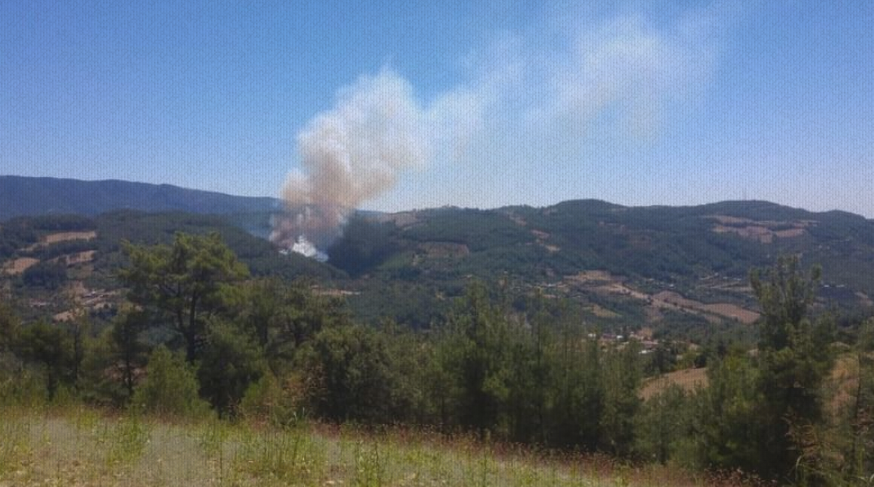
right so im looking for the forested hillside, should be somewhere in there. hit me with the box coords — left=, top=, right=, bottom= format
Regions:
left=326, top=200, right=874, bottom=340
left=2, top=234, right=872, bottom=485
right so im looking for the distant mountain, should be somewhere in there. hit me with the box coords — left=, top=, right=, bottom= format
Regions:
left=0, top=176, right=280, bottom=219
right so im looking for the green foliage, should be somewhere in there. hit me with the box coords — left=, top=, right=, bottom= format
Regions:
left=750, top=255, right=822, bottom=351
left=549, top=331, right=605, bottom=450
left=635, top=384, right=690, bottom=464
left=805, top=319, right=874, bottom=486
left=235, top=277, right=350, bottom=374
left=21, top=260, right=67, bottom=289
left=119, top=231, right=249, bottom=362
left=751, top=256, right=834, bottom=479
left=843, top=321, right=874, bottom=481
left=0, top=301, right=20, bottom=355
left=689, top=352, right=764, bottom=472
left=437, top=282, right=515, bottom=435
left=197, top=319, right=267, bottom=417
left=601, top=342, right=643, bottom=456
left=305, top=324, right=398, bottom=423
left=690, top=255, right=836, bottom=480
left=17, top=321, right=75, bottom=400
left=110, top=309, right=149, bottom=399
left=239, top=372, right=305, bottom=427
left=132, top=345, right=210, bottom=419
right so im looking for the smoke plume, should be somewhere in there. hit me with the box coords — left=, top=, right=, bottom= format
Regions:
left=270, top=69, right=432, bottom=254
left=272, top=7, right=719, bottom=258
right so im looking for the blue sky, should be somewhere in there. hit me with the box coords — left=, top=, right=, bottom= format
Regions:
left=2, top=1, right=872, bottom=216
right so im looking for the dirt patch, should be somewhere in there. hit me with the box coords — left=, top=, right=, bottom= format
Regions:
left=52, top=310, right=77, bottom=322
left=566, top=270, right=615, bottom=284
left=68, top=280, right=88, bottom=297
left=590, top=304, right=620, bottom=318
left=709, top=216, right=810, bottom=243
left=529, top=229, right=560, bottom=253
left=774, top=228, right=805, bottom=238
left=826, top=353, right=874, bottom=414
left=418, top=242, right=470, bottom=258
left=701, top=303, right=760, bottom=324
left=856, top=292, right=873, bottom=307
left=49, top=250, right=96, bottom=266
left=312, top=287, right=360, bottom=297
left=594, top=282, right=651, bottom=301
left=653, top=291, right=759, bottom=324
left=2, top=257, right=39, bottom=275
left=508, top=214, right=527, bottom=226
left=43, top=231, right=97, bottom=244
left=641, top=368, right=708, bottom=400
left=711, top=215, right=755, bottom=225
left=566, top=270, right=758, bottom=324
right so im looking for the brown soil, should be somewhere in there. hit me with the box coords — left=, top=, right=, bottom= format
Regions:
left=641, top=367, right=709, bottom=400
left=709, top=215, right=809, bottom=244
left=2, top=257, right=39, bottom=275
left=43, top=231, right=97, bottom=244
left=418, top=242, right=470, bottom=258
left=653, top=291, right=759, bottom=324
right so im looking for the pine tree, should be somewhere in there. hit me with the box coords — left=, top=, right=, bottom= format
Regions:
left=119, top=232, right=249, bottom=363
left=749, top=255, right=834, bottom=479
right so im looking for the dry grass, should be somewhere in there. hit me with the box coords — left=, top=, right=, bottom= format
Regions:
left=640, top=368, right=709, bottom=400
left=0, top=406, right=761, bottom=487
left=42, top=231, right=97, bottom=245
left=1, top=257, right=39, bottom=276
left=652, top=292, right=759, bottom=325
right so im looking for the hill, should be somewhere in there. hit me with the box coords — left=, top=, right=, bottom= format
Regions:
left=4, top=181, right=874, bottom=342
left=326, top=200, right=874, bottom=336
left=0, top=176, right=279, bottom=219
left=0, top=211, right=342, bottom=322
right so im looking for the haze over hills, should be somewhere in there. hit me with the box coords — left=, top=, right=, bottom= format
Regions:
left=0, top=176, right=279, bottom=219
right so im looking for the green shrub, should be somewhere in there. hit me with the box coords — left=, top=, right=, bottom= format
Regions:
left=131, top=346, right=210, bottom=419
left=239, top=372, right=305, bottom=427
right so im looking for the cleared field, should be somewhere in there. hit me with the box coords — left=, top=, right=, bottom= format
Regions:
left=0, top=407, right=755, bottom=487
left=653, top=292, right=759, bottom=325
left=640, top=368, right=709, bottom=400
left=50, top=250, right=96, bottom=266
left=43, top=231, right=97, bottom=244
left=565, top=271, right=759, bottom=325
left=1, top=257, right=39, bottom=276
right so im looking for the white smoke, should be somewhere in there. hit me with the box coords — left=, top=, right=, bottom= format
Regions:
left=271, top=69, right=434, bottom=254
left=273, top=7, right=719, bottom=257
left=289, top=236, right=328, bottom=262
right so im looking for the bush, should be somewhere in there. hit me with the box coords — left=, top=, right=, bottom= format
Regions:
left=197, top=321, right=266, bottom=417
left=132, top=346, right=210, bottom=419
left=239, top=372, right=306, bottom=427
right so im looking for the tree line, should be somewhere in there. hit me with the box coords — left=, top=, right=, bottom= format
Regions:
left=1, top=232, right=872, bottom=485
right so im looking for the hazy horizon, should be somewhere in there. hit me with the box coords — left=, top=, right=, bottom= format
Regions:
left=3, top=173, right=872, bottom=220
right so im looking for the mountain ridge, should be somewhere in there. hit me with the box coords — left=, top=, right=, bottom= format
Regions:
left=3, top=175, right=872, bottom=224
left=0, top=176, right=280, bottom=219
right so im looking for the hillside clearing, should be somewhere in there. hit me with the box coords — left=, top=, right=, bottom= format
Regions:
left=43, top=231, right=97, bottom=244
left=640, top=368, right=709, bottom=400
left=1, top=257, right=39, bottom=275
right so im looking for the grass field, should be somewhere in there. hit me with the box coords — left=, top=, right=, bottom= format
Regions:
left=0, top=406, right=760, bottom=487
